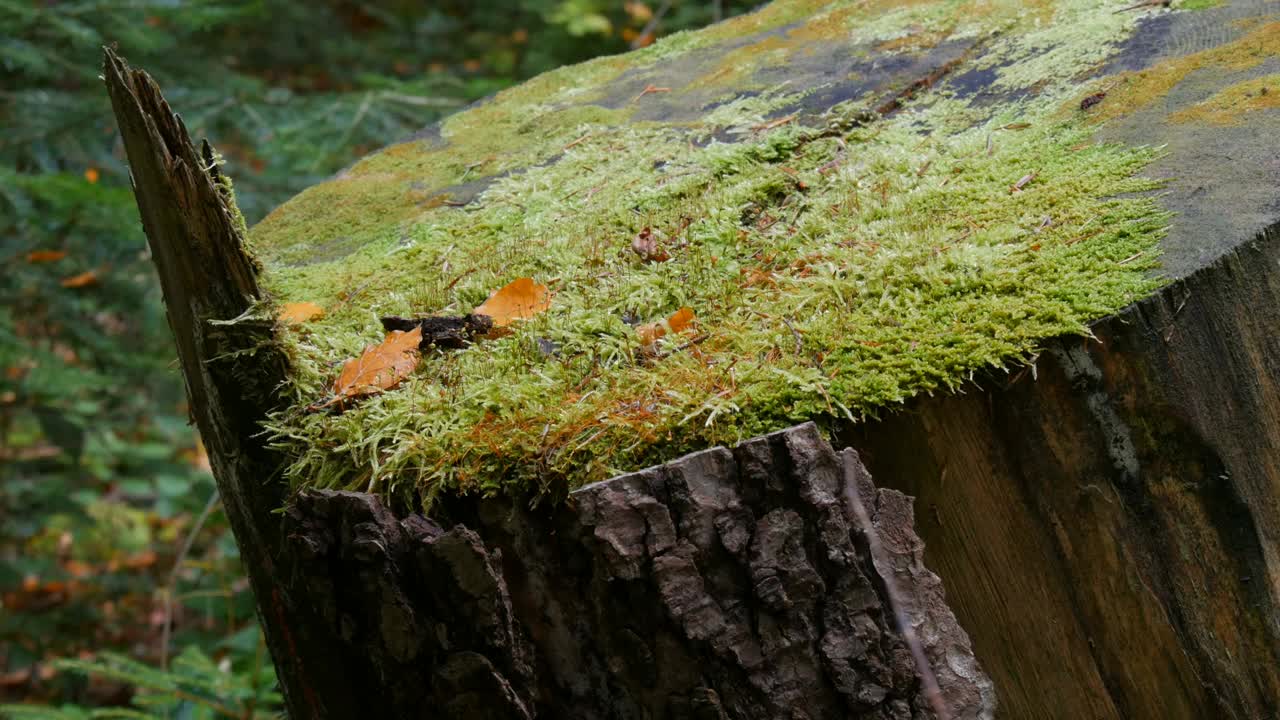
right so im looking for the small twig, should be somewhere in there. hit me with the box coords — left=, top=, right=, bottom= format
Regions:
left=661, top=333, right=711, bottom=358
left=781, top=315, right=805, bottom=354
left=1009, top=170, right=1037, bottom=194
left=1172, top=292, right=1190, bottom=316
left=633, top=84, right=671, bottom=102
left=328, top=275, right=379, bottom=315
left=459, top=159, right=486, bottom=180
left=1114, top=0, right=1170, bottom=13
left=564, top=132, right=592, bottom=150
left=161, top=490, right=221, bottom=673
left=753, top=112, right=798, bottom=132
left=444, top=267, right=476, bottom=291
left=632, top=0, right=674, bottom=48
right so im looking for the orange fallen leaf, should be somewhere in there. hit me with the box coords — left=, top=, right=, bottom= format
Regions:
left=637, top=306, right=695, bottom=346
left=323, top=326, right=422, bottom=408
left=0, top=668, right=32, bottom=688
left=741, top=268, right=777, bottom=288
left=26, top=250, right=68, bottom=263
left=279, top=301, right=325, bottom=325
left=122, top=550, right=158, bottom=570
left=473, top=277, right=551, bottom=327
left=60, top=270, right=98, bottom=288
left=64, top=560, right=94, bottom=579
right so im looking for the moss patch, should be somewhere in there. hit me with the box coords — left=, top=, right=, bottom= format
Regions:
left=1083, top=20, right=1280, bottom=124
left=1179, top=0, right=1223, bottom=10
left=1168, top=73, right=1280, bottom=124
left=250, top=0, right=1185, bottom=506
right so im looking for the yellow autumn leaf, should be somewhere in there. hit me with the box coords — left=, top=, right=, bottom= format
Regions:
left=279, top=301, right=325, bottom=325
left=473, top=277, right=551, bottom=327
left=637, top=306, right=695, bottom=346
left=60, top=270, right=98, bottom=288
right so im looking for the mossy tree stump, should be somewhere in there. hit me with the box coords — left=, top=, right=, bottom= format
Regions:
left=108, top=0, right=1280, bottom=718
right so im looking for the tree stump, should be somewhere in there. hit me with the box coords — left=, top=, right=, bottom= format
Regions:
left=107, top=0, right=1280, bottom=718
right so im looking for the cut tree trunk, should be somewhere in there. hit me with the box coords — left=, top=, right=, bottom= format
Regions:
left=107, top=1, right=1280, bottom=718
left=103, top=51, right=990, bottom=719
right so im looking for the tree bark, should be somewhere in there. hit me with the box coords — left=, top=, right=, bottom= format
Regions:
left=281, top=422, right=994, bottom=720
left=103, top=49, right=393, bottom=719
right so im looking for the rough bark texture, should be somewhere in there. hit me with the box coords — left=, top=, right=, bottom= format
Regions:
left=282, top=422, right=994, bottom=719
left=845, top=224, right=1280, bottom=720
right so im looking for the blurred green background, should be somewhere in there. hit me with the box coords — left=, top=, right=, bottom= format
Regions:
left=0, top=1, right=755, bottom=716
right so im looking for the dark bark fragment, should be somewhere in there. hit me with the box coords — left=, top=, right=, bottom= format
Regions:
left=105, top=50, right=395, bottom=719
left=283, top=423, right=994, bottom=719
left=380, top=314, right=494, bottom=349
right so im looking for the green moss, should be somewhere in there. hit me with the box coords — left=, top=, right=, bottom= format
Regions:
left=1168, top=73, right=1280, bottom=124
left=1083, top=20, right=1280, bottom=124
left=250, top=0, right=1183, bottom=506
left=215, top=171, right=250, bottom=242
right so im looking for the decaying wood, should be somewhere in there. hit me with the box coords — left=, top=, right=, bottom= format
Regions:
left=847, top=226, right=1280, bottom=720
left=103, top=49, right=363, bottom=718
left=380, top=313, right=494, bottom=349
left=109, top=0, right=1280, bottom=715
left=283, top=423, right=995, bottom=719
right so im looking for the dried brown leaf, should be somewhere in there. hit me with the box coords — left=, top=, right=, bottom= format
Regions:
left=637, top=306, right=695, bottom=346
left=323, top=327, right=422, bottom=408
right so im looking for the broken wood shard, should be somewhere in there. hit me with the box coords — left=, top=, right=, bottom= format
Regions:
left=105, top=48, right=370, bottom=718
